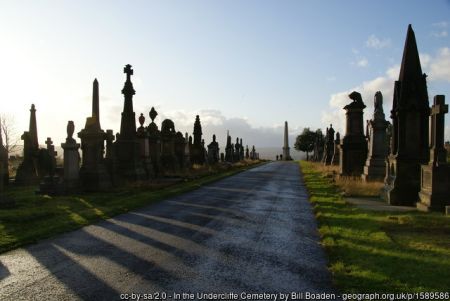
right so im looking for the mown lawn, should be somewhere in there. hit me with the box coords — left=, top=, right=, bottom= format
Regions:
left=300, top=160, right=450, bottom=293
left=0, top=161, right=263, bottom=253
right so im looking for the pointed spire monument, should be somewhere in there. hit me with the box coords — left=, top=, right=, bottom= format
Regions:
left=383, top=25, right=430, bottom=206
left=282, top=121, right=292, bottom=160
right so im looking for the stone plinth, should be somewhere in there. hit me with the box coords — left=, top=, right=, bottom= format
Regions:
left=362, top=92, right=389, bottom=181
left=339, top=92, right=367, bottom=177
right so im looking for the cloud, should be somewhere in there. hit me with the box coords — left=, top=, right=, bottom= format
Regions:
left=432, top=21, right=449, bottom=28
left=356, top=58, right=369, bottom=67
left=366, top=34, right=391, bottom=49
left=428, top=47, right=450, bottom=82
left=322, top=47, right=450, bottom=140
left=431, top=30, right=448, bottom=38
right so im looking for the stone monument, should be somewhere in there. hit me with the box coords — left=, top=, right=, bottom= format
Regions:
left=383, top=25, right=430, bottom=206
left=61, top=121, right=80, bottom=191
left=207, top=134, right=220, bottom=164
left=114, top=65, right=146, bottom=181
left=0, top=117, right=8, bottom=186
left=147, top=107, right=162, bottom=177
left=331, top=132, right=340, bottom=165
left=417, top=95, right=450, bottom=211
left=323, top=124, right=335, bottom=165
left=339, top=92, right=367, bottom=176
left=282, top=121, right=292, bottom=161
left=191, top=115, right=205, bottom=165
left=362, top=92, right=389, bottom=181
left=16, top=104, right=40, bottom=185
left=78, top=79, right=112, bottom=191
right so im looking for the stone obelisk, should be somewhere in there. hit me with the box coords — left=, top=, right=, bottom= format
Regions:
left=282, top=121, right=292, bottom=160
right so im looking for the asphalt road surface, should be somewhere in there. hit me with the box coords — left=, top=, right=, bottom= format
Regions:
left=0, top=161, right=337, bottom=301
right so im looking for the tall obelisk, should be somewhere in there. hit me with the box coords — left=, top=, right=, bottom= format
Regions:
left=282, top=121, right=292, bottom=160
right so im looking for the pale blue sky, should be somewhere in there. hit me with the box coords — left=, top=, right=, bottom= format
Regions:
left=1, top=0, right=449, bottom=148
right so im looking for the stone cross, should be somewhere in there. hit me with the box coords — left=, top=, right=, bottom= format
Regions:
left=124, top=64, right=133, bottom=81
left=429, top=95, right=448, bottom=165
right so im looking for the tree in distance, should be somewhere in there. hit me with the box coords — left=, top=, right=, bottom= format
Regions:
left=294, top=127, right=317, bottom=160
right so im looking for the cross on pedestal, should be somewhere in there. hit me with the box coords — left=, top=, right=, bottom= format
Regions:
left=45, top=137, right=53, bottom=149
left=124, top=64, right=133, bottom=81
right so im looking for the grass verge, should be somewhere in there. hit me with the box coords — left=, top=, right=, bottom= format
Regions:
left=0, top=160, right=264, bottom=254
left=300, top=160, right=450, bottom=293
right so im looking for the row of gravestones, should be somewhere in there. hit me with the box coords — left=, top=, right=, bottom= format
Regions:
left=311, top=25, right=450, bottom=213
left=0, top=64, right=259, bottom=197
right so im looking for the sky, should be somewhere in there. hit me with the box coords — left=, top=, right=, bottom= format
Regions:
left=0, top=0, right=449, bottom=152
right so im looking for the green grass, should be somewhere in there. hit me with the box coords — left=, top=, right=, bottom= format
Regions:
left=300, top=160, right=450, bottom=293
left=0, top=161, right=264, bottom=254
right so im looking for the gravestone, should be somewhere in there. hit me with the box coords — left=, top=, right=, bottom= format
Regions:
left=174, top=131, right=186, bottom=170
left=137, top=113, right=154, bottom=178
left=184, top=133, right=191, bottom=169
left=114, top=65, right=146, bottom=181
left=225, top=131, right=233, bottom=162
left=282, top=121, right=292, bottom=160
left=207, top=134, right=220, bottom=164
left=239, top=138, right=244, bottom=160
left=0, top=161, right=15, bottom=208
left=0, top=117, right=8, bottom=186
left=339, top=92, right=367, bottom=176
left=235, top=138, right=241, bottom=162
left=61, top=121, right=80, bottom=191
left=78, top=79, right=112, bottom=191
left=147, top=107, right=162, bottom=177
left=245, top=145, right=249, bottom=159
left=362, top=92, right=389, bottom=181
left=15, top=104, right=40, bottom=185
left=384, top=25, right=430, bottom=206
left=191, top=115, right=205, bottom=165
left=331, top=132, right=340, bottom=165
left=251, top=145, right=256, bottom=160
left=323, top=124, right=335, bottom=165
left=38, top=137, right=61, bottom=194
left=220, top=152, right=225, bottom=162
left=160, top=119, right=179, bottom=173
left=312, top=130, right=325, bottom=162
left=417, top=95, right=450, bottom=211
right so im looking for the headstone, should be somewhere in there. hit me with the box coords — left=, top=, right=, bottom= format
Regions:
left=220, top=152, right=225, bottom=162
left=174, top=131, right=186, bottom=170
left=137, top=113, right=154, bottom=178
left=225, top=131, right=233, bottom=162
left=383, top=25, right=430, bottom=206
left=276, top=155, right=279, bottom=161
left=61, top=121, right=80, bottom=191
left=191, top=115, right=205, bottom=165
left=0, top=161, right=15, bottom=208
left=114, top=65, right=146, bottom=181
left=239, top=138, right=244, bottom=160
left=339, top=91, right=367, bottom=176
left=245, top=145, right=249, bottom=159
left=0, top=117, right=9, bottom=186
left=362, top=92, right=389, bottom=181
left=331, top=132, right=340, bottom=165
left=38, top=137, right=61, bottom=194
left=147, top=107, right=162, bottom=177
left=235, top=138, right=241, bottom=162
left=184, top=132, right=191, bottom=169
left=251, top=145, right=256, bottom=160
left=207, top=134, right=220, bottom=164
left=323, top=124, right=335, bottom=165
left=160, top=119, right=179, bottom=173
left=312, top=130, right=325, bottom=162
left=15, top=104, right=40, bottom=185
left=417, top=95, right=450, bottom=211
left=282, top=121, right=292, bottom=160
left=78, top=79, right=112, bottom=191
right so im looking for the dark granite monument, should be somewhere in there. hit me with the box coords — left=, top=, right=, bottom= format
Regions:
left=78, top=79, right=112, bottom=191
left=61, top=121, right=80, bottom=191
left=191, top=115, right=205, bottom=165
left=362, top=92, right=389, bottom=181
left=147, top=107, right=162, bottom=177
left=417, top=95, right=450, bottom=212
left=160, top=119, right=179, bottom=173
left=383, top=25, right=430, bottom=206
left=225, top=131, right=233, bottom=162
left=16, top=104, right=40, bottom=185
left=207, top=134, right=220, bottom=164
left=339, top=91, right=367, bottom=176
left=114, top=65, right=146, bottom=181
left=323, top=124, right=335, bottom=165
left=137, top=113, right=154, bottom=179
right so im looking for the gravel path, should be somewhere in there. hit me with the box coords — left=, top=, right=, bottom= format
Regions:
left=0, top=161, right=337, bottom=301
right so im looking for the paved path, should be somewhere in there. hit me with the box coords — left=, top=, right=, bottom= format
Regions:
left=0, top=162, right=336, bottom=300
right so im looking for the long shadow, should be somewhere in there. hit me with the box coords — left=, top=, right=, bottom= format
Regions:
left=0, top=261, right=9, bottom=281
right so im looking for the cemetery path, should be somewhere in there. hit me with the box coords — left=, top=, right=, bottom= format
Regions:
left=0, top=161, right=337, bottom=301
